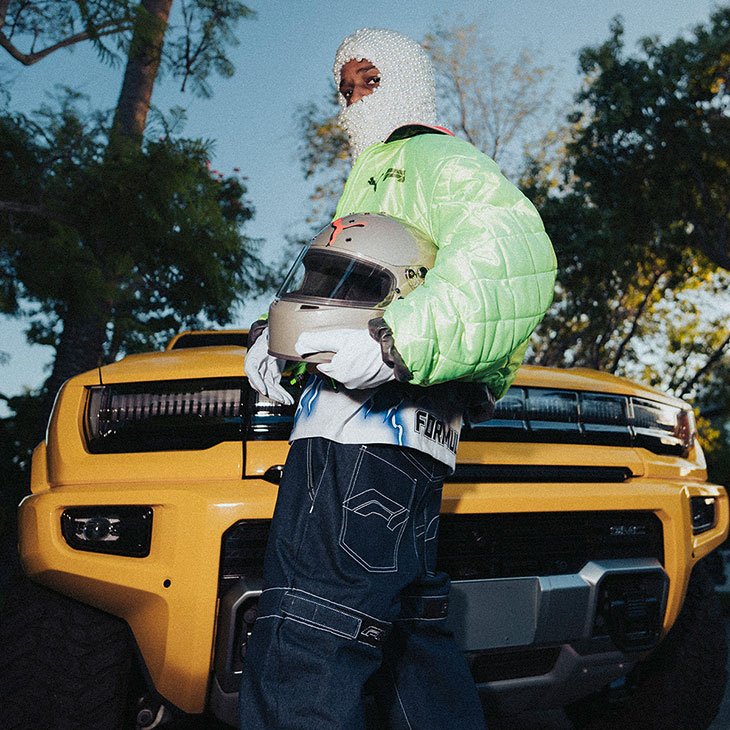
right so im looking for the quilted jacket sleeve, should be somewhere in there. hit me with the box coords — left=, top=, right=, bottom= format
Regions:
left=382, top=144, right=556, bottom=395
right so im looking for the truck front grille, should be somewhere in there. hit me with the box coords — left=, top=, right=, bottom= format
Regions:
left=218, top=511, right=664, bottom=594
left=467, top=647, right=561, bottom=682
left=438, top=511, right=663, bottom=581
left=219, top=520, right=270, bottom=592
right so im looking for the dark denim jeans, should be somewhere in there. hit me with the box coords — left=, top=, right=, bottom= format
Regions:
left=239, top=438, right=487, bottom=730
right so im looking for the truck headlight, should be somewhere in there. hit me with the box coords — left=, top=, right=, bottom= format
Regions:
left=631, top=399, right=696, bottom=457
left=61, top=506, right=153, bottom=557
left=84, top=378, right=244, bottom=453
left=472, top=389, right=696, bottom=456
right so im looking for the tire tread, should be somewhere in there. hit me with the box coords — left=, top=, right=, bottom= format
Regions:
left=0, top=578, right=134, bottom=730
left=567, top=559, right=728, bottom=730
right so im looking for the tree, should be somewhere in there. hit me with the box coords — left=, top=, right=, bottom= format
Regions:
left=568, top=10, right=730, bottom=272
left=422, top=21, right=559, bottom=177
left=1, top=94, right=270, bottom=392
left=0, top=0, right=264, bottom=436
left=520, top=9, right=730, bottom=488
left=525, top=9, right=730, bottom=383
left=111, top=0, right=174, bottom=144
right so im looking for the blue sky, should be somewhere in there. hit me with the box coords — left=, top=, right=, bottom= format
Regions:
left=0, top=0, right=724, bottom=411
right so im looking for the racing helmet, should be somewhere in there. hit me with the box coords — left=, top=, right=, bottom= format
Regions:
left=268, top=213, right=436, bottom=363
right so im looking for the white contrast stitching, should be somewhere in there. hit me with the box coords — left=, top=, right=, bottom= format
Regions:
left=281, top=593, right=361, bottom=638
left=392, top=668, right=414, bottom=730
left=307, top=439, right=331, bottom=512
left=262, top=587, right=390, bottom=624
left=424, top=514, right=440, bottom=542
left=278, top=615, right=378, bottom=646
left=339, top=447, right=414, bottom=573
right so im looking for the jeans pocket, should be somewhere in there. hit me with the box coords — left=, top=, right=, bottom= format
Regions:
left=339, top=449, right=416, bottom=573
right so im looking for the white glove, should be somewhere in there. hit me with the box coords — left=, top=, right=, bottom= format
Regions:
left=244, top=329, right=294, bottom=405
left=295, top=329, right=396, bottom=390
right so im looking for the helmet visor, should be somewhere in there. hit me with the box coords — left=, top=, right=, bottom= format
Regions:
left=277, top=248, right=396, bottom=308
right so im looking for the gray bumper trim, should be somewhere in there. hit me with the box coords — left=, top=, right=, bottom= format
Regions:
left=213, top=559, right=668, bottom=723
left=448, top=558, right=667, bottom=651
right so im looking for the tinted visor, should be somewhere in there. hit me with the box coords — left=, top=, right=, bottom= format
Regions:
left=277, top=248, right=395, bottom=307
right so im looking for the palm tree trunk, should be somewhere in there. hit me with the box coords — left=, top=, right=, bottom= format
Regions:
left=38, top=0, right=174, bottom=439
left=112, top=0, right=173, bottom=144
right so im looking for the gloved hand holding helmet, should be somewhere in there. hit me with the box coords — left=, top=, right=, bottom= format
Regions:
left=267, top=212, right=436, bottom=387
left=244, top=327, right=294, bottom=405
left=294, top=328, right=395, bottom=390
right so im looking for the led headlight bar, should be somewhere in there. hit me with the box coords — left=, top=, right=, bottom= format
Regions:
left=468, top=387, right=696, bottom=456
left=85, top=378, right=245, bottom=453
left=84, top=377, right=695, bottom=458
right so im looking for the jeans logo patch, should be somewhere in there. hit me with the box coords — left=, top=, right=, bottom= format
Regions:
left=358, top=624, right=386, bottom=646
left=344, top=489, right=409, bottom=531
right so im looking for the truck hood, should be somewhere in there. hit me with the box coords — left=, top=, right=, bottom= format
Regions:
left=98, top=347, right=686, bottom=409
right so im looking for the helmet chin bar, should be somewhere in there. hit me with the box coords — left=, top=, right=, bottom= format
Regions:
left=295, top=350, right=336, bottom=364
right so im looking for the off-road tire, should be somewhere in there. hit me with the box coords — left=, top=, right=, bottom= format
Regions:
left=566, top=558, right=728, bottom=730
left=0, top=577, right=137, bottom=730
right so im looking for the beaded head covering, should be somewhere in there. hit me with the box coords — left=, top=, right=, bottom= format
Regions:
left=333, top=28, right=437, bottom=162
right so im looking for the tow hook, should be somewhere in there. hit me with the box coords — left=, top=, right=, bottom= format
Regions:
left=136, top=698, right=173, bottom=730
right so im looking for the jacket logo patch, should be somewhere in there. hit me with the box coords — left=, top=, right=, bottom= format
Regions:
left=415, top=410, right=460, bottom=454
left=368, top=168, right=406, bottom=192
left=384, top=167, right=406, bottom=182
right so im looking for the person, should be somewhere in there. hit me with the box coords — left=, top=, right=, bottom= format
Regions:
left=239, top=27, right=556, bottom=730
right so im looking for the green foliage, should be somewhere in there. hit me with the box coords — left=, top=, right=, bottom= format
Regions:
left=524, top=7, right=730, bottom=404
left=0, top=90, right=273, bottom=358
left=570, top=9, right=730, bottom=271
left=0, top=390, right=42, bottom=540
left=698, top=413, right=730, bottom=488
left=0, top=114, right=46, bottom=313
left=1, top=0, right=264, bottom=361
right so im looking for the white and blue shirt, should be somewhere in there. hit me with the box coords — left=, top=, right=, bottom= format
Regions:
left=289, top=376, right=464, bottom=471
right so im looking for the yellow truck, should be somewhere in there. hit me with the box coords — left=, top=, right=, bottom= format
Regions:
left=1, top=330, right=727, bottom=730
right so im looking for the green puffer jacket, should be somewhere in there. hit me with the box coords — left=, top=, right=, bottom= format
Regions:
left=334, top=126, right=557, bottom=400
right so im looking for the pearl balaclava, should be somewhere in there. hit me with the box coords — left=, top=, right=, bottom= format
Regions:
left=333, top=28, right=437, bottom=162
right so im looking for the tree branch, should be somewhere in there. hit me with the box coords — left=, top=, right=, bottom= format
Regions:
left=0, top=200, right=75, bottom=227
left=0, top=22, right=128, bottom=66
left=677, top=331, right=730, bottom=398
left=0, top=0, right=12, bottom=30
left=609, top=268, right=665, bottom=373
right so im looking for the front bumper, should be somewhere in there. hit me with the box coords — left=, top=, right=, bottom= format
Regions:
left=209, top=558, right=668, bottom=724
left=18, top=446, right=728, bottom=716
